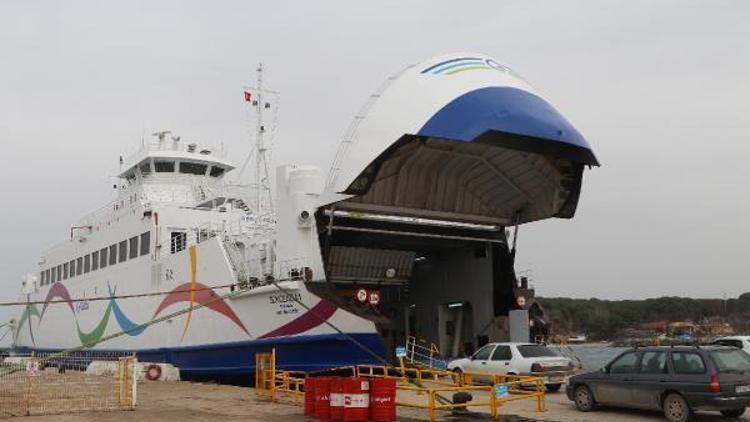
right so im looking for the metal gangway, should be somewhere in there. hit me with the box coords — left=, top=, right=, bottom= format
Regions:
left=402, top=336, right=448, bottom=370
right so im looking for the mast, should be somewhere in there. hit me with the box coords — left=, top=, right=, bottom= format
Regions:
left=252, top=63, right=273, bottom=215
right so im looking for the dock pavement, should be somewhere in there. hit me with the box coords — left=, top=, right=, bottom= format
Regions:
left=4, top=380, right=747, bottom=421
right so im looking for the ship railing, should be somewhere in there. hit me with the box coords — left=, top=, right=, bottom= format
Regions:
left=325, top=70, right=404, bottom=191
left=77, top=195, right=144, bottom=229
left=403, top=336, right=448, bottom=370
left=275, top=257, right=311, bottom=282
left=123, top=139, right=228, bottom=165
left=222, top=238, right=251, bottom=283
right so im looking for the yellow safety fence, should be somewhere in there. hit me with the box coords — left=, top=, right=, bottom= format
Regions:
left=254, top=349, right=547, bottom=421
left=0, top=351, right=137, bottom=417
left=255, top=349, right=305, bottom=405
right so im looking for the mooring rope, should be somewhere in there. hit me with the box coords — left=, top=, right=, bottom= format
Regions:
left=0, top=280, right=301, bottom=307
left=0, top=285, right=254, bottom=377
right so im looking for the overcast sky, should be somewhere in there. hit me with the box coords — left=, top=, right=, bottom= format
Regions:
left=1, top=0, right=748, bottom=329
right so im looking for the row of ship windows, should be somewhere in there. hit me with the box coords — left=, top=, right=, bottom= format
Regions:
left=39, top=231, right=151, bottom=286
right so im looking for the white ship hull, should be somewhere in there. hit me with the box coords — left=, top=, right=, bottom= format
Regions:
left=14, top=238, right=382, bottom=379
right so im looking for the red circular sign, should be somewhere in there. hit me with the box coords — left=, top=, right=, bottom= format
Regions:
left=368, top=291, right=380, bottom=306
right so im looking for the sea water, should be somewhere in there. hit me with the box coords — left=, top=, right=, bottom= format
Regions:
left=563, top=344, right=629, bottom=370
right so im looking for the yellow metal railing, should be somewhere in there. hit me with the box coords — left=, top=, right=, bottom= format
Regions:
left=255, top=349, right=276, bottom=402
left=254, top=349, right=547, bottom=421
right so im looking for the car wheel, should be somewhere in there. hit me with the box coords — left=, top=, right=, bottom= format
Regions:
left=720, top=408, right=746, bottom=418
left=546, top=384, right=562, bottom=393
left=573, top=385, right=596, bottom=412
left=663, top=393, right=694, bottom=422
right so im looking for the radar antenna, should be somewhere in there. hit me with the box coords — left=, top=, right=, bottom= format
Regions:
left=151, top=130, right=172, bottom=142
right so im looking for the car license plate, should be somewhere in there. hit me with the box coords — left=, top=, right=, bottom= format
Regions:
left=736, top=385, right=750, bottom=393
left=547, top=376, right=564, bottom=384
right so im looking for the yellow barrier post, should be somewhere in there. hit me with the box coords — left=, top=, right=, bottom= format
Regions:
left=537, top=379, right=547, bottom=412
left=428, top=389, right=436, bottom=422
left=490, top=384, right=498, bottom=420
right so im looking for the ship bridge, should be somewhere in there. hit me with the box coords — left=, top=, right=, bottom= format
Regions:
left=303, top=53, right=598, bottom=358
left=114, top=133, right=241, bottom=211
left=118, top=133, right=235, bottom=186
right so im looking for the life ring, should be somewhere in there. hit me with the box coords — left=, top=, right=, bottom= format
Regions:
left=145, top=364, right=162, bottom=381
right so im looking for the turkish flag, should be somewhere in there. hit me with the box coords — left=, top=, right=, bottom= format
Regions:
left=244, top=91, right=252, bottom=102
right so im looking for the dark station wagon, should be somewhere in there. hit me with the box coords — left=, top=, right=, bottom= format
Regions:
left=566, top=345, right=750, bottom=422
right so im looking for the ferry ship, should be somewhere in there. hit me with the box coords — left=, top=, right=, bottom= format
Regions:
left=10, top=53, right=598, bottom=380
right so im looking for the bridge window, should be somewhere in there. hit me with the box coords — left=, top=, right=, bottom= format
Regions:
left=109, top=244, right=117, bottom=266
left=56, top=265, right=61, bottom=281
left=76, top=257, right=83, bottom=276
left=92, top=251, right=99, bottom=271
left=40, top=271, right=45, bottom=286
left=129, top=236, right=139, bottom=259
left=139, top=161, right=152, bottom=175
left=63, top=263, right=69, bottom=280
left=140, top=231, right=151, bottom=256
left=118, top=240, right=128, bottom=263
left=210, top=166, right=226, bottom=177
left=84, top=254, right=91, bottom=273
left=154, top=161, right=175, bottom=173
left=179, top=162, right=207, bottom=175
left=69, top=260, right=76, bottom=278
left=51, top=267, right=56, bottom=283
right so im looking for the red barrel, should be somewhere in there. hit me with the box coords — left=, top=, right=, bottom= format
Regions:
left=370, top=378, right=397, bottom=421
left=315, top=377, right=332, bottom=419
left=343, top=378, right=369, bottom=421
left=304, top=377, right=316, bottom=416
left=329, top=377, right=344, bottom=420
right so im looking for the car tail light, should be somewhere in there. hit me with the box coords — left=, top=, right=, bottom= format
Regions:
left=531, top=363, right=544, bottom=373
left=709, top=373, right=721, bottom=393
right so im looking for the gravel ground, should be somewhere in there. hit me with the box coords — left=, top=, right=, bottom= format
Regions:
left=2, top=380, right=749, bottom=421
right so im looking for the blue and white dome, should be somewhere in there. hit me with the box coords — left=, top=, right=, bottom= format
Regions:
left=324, top=53, right=598, bottom=225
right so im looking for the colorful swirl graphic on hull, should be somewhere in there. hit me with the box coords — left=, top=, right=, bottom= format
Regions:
left=15, top=245, right=336, bottom=347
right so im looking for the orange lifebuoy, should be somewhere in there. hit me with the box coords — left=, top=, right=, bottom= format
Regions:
left=145, top=364, right=162, bottom=381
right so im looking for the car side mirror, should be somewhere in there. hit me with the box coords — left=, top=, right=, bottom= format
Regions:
left=600, top=367, right=608, bottom=374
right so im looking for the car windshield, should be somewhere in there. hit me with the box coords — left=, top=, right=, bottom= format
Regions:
left=517, top=345, right=559, bottom=358
left=710, top=349, right=750, bottom=373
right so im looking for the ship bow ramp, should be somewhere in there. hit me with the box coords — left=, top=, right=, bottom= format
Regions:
left=303, top=53, right=597, bottom=359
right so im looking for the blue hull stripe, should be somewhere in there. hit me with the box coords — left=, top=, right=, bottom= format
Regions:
left=18, top=333, right=386, bottom=379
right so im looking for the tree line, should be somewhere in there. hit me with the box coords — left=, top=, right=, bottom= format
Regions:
left=537, top=293, right=750, bottom=341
